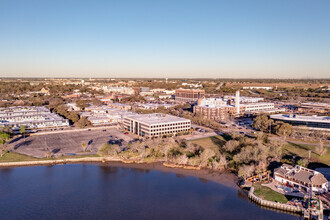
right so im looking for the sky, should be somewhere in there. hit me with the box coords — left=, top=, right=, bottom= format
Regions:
left=0, top=0, right=329, bottom=79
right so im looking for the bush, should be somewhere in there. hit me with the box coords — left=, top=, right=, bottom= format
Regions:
left=98, top=143, right=120, bottom=157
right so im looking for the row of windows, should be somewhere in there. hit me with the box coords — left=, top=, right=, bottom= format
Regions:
left=150, top=122, right=190, bottom=128
left=151, top=126, right=190, bottom=131
left=150, top=128, right=190, bottom=136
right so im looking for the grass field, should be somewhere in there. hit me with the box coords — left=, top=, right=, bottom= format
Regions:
left=282, top=142, right=330, bottom=166
left=0, top=152, right=39, bottom=162
left=253, top=184, right=289, bottom=203
left=0, top=152, right=100, bottom=163
left=188, top=135, right=226, bottom=154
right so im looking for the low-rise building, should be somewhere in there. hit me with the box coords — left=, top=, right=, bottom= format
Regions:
left=297, top=102, right=330, bottom=114
left=123, top=113, right=191, bottom=137
left=241, top=103, right=275, bottom=113
left=107, top=103, right=132, bottom=111
left=158, top=94, right=173, bottom=99
left=274, top=164, right=328, bottom=193
left=81, top=105, right=137, bottom=126
left=138, top=103, right=175, bottom=110
left=0, top=106, right=69, bottom=131
left=102, top=86, right=135, bottom=95
left=243, top=86, right=273, bottom=90
left=270, top=114, right=330, bottom=130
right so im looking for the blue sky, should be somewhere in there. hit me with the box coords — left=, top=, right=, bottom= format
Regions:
left=0, top=0, right=329, bottom=78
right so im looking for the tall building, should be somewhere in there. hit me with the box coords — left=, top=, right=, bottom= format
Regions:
left=123, top=113, right=191, bottom=137
left=175, top=89, right=205, bottom=102
left=235, top=90, right=240, bottom=115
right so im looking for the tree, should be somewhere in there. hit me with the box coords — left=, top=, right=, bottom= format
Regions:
left=238, top=164, right=256, bottom=179
left=75, top=116, right=91, bottom=128
left=0, top=132, right=11, bottom=157
left=315, top=140, right=326, bottom=156
left=297, top=158, right=309, bottom=167
left=92, top=98, right=103, bottom=106
left=224, top=140, right=240, bottom=153
left=252, top=115, right=272, bottom=132
left=98, top=143, right=120, bottom=156
left=75, top=100, right=89, bottom=110
left=273, top=121, right=293, bottom=137
left=67, top=111, right=80, bottom=123
left=19, top=125, right=26, bottom=140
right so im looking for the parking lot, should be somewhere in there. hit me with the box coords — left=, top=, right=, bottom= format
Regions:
left=8, top=128, right=136, bottom=158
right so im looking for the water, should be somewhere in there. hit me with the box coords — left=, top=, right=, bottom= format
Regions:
left=0, top=164, right=301, bottom=220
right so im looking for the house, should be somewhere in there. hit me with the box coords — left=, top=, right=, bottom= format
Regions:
left=274, top=164, right=328, bottom=194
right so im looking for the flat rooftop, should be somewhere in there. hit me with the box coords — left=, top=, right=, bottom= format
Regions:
left=271, top=114, right=330, bottom=124
left=125, top=113, right=190, bottom=125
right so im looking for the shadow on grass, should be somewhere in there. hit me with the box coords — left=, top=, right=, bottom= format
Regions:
left=287, top=142, right=311, bottom=151
left=221, top=133, right=232, bottom=141
left=9, top=135, right=24, bottom=144
left=14, top=140, right=33, bottom=150
left=210, top=136, right=226, bottom=147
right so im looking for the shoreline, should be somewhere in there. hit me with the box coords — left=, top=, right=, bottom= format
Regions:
left=0, top=157, right=307, bottom=216
left=0, top=157, right=239, bottom=189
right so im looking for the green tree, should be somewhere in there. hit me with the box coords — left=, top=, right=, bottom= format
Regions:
left=19, top=125, right=26, bottom=140
left=297, top=158, right=309, bottom=167
left=98, top=143, right=120, bottom=156
left=0, top=132, right=11, bottom=157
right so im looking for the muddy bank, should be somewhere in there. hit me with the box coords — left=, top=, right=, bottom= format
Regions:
left=97, top=161, right=238, bottom=189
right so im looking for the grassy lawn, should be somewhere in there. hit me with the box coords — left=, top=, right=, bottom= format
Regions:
left=56, top=154, right=100, bottom=159
left=0, top=152, right=40, bottom=162
left=0, top=152, right=100, bottom=163
left=188, top=135, right=226, bottom=154
left=283, top=142, right=330, bottom=166
left=253, top=183, right=289, bottom=204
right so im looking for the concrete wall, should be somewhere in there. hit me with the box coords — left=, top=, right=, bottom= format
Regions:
left=248, top=187, right=304, bottom=214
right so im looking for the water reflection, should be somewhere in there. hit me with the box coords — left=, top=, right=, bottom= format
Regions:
left=0, top=164, right=300, bottom=220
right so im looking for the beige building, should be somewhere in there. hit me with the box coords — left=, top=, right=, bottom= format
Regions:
left=123, top=113, right=191, bottom=137
left=274, top=164, right=328, bottom=193
left=175, top=89, right=205, bottom=102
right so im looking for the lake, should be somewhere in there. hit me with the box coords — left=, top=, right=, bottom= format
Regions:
left=0, top=164, right=301, bottom=220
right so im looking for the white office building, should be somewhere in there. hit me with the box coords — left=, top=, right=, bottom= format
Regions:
left=0, top=106, right=69, bottom=131
left=123, top=113, right=191, bottom=137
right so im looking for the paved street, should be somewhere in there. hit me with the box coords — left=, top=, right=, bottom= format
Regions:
left=9, top=128, right=136, bottom=158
